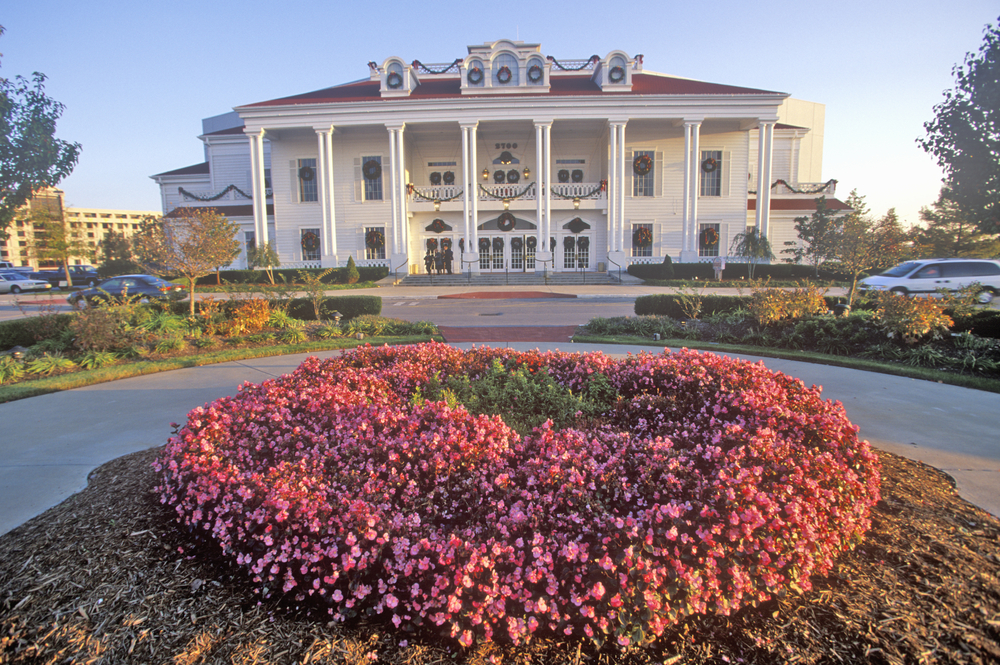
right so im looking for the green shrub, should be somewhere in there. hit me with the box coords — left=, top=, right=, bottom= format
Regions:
left=748, top=283, right=828, bottom=325
left=0, top=314, right=74, bottom=350
left=278, top=328, right=308, bottom=344
left=345, top=256, right=360, bottom=285
left=0, top=356, right=26, bottom=384
left=195, top=265, right=388, bottom=286
left=585, top=315, right=682, bottom=338
left=950, top=310, right=1000, bottom=339
left=285, top=295, right=382, bottom=322
left=78, top=350, right=119, bottom=370
left=634, top=294, right=749, bottom=318
left=26, top=353, right=77, bottom=376
left=627, top=255, right=673, bottom=280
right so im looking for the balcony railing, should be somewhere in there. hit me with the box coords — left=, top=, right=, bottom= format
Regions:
left=409, top=181, right=608, bottom=205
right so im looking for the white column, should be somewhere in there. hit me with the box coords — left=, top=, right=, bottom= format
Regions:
left=608, top=122, right=618, bottom=253
left=535, top=122, right=544, bottom=255
left=246, top=129, right=269, bottom=247
left=616, top=122, right=627, bottom=253
left=680, top=121, right=701, bottom=262
left=461, top=124, right=471, bottom=256
left=543, top=122, right=551, bottom=251
left=316, top=130, right=330, bottom=259
left=756, top=121, right=776, bottom=241
left=387, top=127, right=399, bottom=251
left=690, top=121, right=701, bottom=251
left=682, top=123, right=691, bottom=254
left=470, top=123, right=479, bottom=256
left=325, top=128, right=337, bottom=260
left=397, top=125, right=408, bottom=253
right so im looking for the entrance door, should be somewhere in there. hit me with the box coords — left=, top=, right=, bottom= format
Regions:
left=479, top=236, right=505, bottom=272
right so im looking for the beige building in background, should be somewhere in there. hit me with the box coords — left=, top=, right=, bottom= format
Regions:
left=0, top=188, right=160, bottom=269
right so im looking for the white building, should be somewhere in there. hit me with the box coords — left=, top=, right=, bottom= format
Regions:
left=151, top=39, right=847, bottom=275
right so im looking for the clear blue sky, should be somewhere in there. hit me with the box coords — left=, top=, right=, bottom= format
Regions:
left=3, top=1, right=997, bottom=228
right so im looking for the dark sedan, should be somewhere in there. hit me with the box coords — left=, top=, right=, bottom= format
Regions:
left=66, top=275, right=186, bottom=306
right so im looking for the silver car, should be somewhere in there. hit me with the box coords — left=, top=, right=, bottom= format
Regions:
left=0, top=272, right=54, bottom=294
left=860, top=259, right=1000, bottom=303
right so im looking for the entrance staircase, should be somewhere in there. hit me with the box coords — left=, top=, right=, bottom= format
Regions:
left=394, top=270, right=641, bottom=287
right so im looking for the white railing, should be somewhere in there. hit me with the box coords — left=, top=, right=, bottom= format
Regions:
left=479, top=182, right=536, bottom=201
left=550, top=182, right=606, bottom=200
left=410, top=185, right=462, bottom=203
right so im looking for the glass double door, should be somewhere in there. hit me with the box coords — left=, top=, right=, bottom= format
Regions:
left=478, top=234, right=536, bottom=273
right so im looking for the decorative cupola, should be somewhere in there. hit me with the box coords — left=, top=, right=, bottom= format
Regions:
left=461, top=39, right=549, bottom=95
left=593, top=51, right=640, bottom=91
left=378, top=57, right=418, bottom=97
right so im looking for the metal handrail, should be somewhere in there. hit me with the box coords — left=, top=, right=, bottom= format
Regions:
left=393, top=257, right=409, bottom=284
left=606, top=254, right=623, bottom=284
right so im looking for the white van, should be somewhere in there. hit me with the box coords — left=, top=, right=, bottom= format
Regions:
left=859, top=259, right=1000, bottom=303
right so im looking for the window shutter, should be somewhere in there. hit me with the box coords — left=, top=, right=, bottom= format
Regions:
left=289, top=160, right=298, bottom=203
left=353, top=158, right=363, bottom=202
left=625, top=150, right=633, bottom=198
left=722, top=151, right=732, bottom=198
left=654, top=151, right=664, bottom=197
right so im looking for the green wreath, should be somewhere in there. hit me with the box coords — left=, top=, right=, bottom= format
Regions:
left=526, top=236, right=537, bottom=250
left=527, top=64, right=543, bottom=83
left=702, top=157, right=718, bottom=173
left=493, top=170, right=506, bottom=184
left=506, top=169, right=520, bottom=184
left=301, top=230, right=320, bottom=253
left=496, top=65, right=513, bottom=84
left=298, top=166, right=315, bottom=182
left=511, top=237, right=524, bottom=251
left=479, top=237, right=491, bottom=252
left=429, top=172, right=442, bottom=185
left=700, top=227, right=720, bottom=247
left=443, top=171, right=455, bottom=185
left=426, top=238, right=438, bottom=251
left=497, top=212, right=516, bottom=232
left=363, top=160, right=382, bottom=180
left=558, top=169, right=570, bottom=183
left=633, top=226, right=652, bottom=247
left=430, top=218, right=446, bottom=233
left=609, top=65, right=625, bottom=83
left=387, top=72, right=403, bottom=89
left=468, top=67, right=484, bottom=85
left=633, top=154, right=652, bottom=176
left=365, top=229, right=385, bottom=249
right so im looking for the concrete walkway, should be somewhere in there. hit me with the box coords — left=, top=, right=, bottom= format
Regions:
left=1, top=339, right=998, bottom=537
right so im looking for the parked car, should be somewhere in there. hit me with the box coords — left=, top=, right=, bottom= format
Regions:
left=66, top=275, right=186, bottom=306
left=31, top=264, right=100, bottom=288
left=0, top=272, right=54, bottom=294
left=859, top=258, right=1000, bottom=303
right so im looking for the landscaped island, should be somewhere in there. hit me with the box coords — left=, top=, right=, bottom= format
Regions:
left=155, top=342, right=881, bottom=649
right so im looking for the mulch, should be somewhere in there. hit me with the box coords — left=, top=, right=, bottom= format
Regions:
left=1, top=449, right=998, bottom=664
left=439, top=326, right=580, bottom=343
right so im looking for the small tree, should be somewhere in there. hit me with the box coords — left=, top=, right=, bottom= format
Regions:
left=830, top=191, right=907, bottom=307
left=729, top=227, right=774, bottom=279
left=247, top=240, right=280, bottom=284
left=132, top=208, right=241, bottom=315
left=345, top=255, right=360, bottom=284
left=24, top=207, right=92, bottom=286
left=297, top=268, right=334, bottom=321
left=782, top=196, right=843, bottom=276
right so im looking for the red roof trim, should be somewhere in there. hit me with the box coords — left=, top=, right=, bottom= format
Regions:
left=241, top=73, right=783, bottom=109
left=747, top=198, right=851, bottom=211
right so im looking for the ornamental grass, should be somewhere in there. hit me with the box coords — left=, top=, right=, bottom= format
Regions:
left=155, top=342, right=880, bottom=649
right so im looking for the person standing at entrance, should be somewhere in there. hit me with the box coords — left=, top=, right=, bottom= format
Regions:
left=444, top=246, right=454, bottom=274
left=434, top=250, right=444, bottom=274
left=424, top=250, right=434, bottom=274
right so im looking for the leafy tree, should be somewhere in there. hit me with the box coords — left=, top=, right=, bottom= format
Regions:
left=246, top=240, right=280, bottom=284
left=132, top=208, right=241, bottom=315
left=729, top=227, right=774, bottom=279
left=909, top=188, right=1000, bottom=258
left=782, top=196, right=843, bottom=275
left=23, top=206, right=92, bottom=287
left=0, top=26, right=82, bottom=238
left=96, top=230, right=143, bottom=277
left=919, top=17, right=1000, bottom=234
left=828, top=191, right=907, bottom=307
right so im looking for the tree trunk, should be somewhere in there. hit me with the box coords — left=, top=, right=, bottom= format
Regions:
left=63, top=257, right=73, bottom=288
left=188, top=276, right=197, bottom=316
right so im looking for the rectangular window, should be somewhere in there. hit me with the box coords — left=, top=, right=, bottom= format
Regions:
left=700, top=150, right=723, bottom=197
left=699, top=223, right=721, bottom=257
left=362, top=155, right=383, bottom=201
left=244, top=231, right=256, bottom=254
left=632, top=150, right=655, bottom=197
left=563, top=238, right=576, bottom=269
left=298, top=159, right=318, bottom=202
left=365, top=227, right=386, bottom=260
left=300, top=228, right=321, bottom=261
left=632, top=223, right=653, bottom=257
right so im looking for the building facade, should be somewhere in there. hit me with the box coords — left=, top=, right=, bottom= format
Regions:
left=151, top=40, right=846, bottom=274
left=0, top=187, right=159, bottom=269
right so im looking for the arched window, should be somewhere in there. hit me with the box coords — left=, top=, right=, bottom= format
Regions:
left=608, top=55, right=627, bottom=84
left=467, top=59, right=485, bottom=87
left=386, top=62, right=404, bottom=90
left=527, top=58, right=545, bottom=85
left=493, top=53, right=519, bottom=86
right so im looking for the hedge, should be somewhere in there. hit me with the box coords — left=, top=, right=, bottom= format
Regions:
left=286, top=295, right=382, bottom=321
left=194, top=266, right=389, bottom=286
left=950, top=309, right=1000, bottom=339
left=634, top=294, right=870, bottom=319
left=0, top=314, right=74, bottom=351
left=630, top=262, right=850, bottom=282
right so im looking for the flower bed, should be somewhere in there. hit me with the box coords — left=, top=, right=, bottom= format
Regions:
left=155, top=343, right=880, bottom=648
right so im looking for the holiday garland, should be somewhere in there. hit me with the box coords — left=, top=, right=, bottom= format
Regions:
left=546, top=55, right=599, bottom=70
left=478, top=182, right=536, bottom=201
left=551, top=180, right=607, bottom=200
left=178, top=184, right=252, bottom=202
left=410, top=186, right=464, bottom=204
left=411, top=58, right=462, bottom=74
